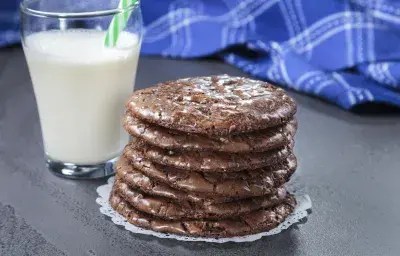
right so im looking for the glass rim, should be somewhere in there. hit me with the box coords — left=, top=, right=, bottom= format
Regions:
left=20, top=0, right=140, bottom=19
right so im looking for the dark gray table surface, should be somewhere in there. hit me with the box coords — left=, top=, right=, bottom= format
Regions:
left=1, top=46, right=399, bottom=256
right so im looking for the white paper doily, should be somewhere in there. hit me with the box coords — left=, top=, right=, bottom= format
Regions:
left=96, top=177, right=312, bottom=243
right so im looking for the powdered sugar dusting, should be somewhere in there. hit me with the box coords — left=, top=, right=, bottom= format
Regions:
left=179, top=75, right=273, bottom=104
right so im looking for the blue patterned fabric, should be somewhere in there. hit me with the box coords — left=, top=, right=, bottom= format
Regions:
left=2, top=0, right=400, bottom=109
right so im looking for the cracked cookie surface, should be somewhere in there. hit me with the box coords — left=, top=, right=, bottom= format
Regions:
left=127, top=75, right=297, bottom=136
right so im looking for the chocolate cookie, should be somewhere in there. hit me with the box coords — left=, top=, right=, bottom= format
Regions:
left=127, top=75, right=297, bottom=136
left=115, top=156, right=234, bottom=204
left=113, top=180, right=288, bottom=220
left=122, top=147, right=296, bottom=197
left=110, top=191, right=296, bottom=238
left=129, top=139, right=292, bottom=172
left=123, top=113, right=297, bottom=153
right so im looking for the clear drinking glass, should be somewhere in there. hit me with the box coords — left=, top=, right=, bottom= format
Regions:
left=20, top=0, right=143, bottom=179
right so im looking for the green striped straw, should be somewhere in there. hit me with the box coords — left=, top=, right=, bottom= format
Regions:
left=104, top=0, right=137, bottom=47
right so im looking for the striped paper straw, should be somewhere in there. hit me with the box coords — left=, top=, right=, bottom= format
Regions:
left=104, top=0, right=137, bottom=47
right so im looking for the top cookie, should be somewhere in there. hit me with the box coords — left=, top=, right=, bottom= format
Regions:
left=127, top=75, right=297, bottom=135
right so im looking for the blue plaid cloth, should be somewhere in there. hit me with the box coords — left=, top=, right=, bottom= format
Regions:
left=2, top=0, right=400, bottom=109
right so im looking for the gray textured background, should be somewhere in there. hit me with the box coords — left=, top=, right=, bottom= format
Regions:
left=0, top=46, right=399, bottom=256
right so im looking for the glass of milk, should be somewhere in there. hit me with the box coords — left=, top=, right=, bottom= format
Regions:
left=20, top=0, right=143, bottom=179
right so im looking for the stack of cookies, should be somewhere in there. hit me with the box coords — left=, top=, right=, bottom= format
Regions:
left=110, top=75, right=298, bottom=238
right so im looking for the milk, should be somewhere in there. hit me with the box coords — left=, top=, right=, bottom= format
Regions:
left=23, top=30, right=140, bottom=164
